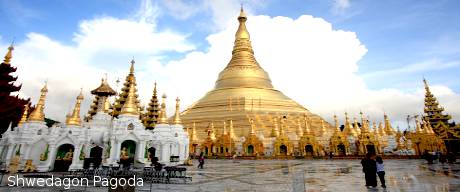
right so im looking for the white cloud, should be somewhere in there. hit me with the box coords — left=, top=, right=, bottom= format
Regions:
left=3, top=5, right=460, bottom=129
left=332, top=0, right=351, bottom=15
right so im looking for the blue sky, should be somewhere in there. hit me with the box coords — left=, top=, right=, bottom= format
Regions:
left=1, top=0, right=459, bottom=91
left=0, top=0, right=459, bottom=126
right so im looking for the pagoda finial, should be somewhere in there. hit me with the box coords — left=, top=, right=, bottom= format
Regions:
left=18, top=104, right=29, bottom=127
left=191, top=122, right=198, bottom=142
left=249, top=118, right=255, bottom=134
left=423, top=78, right=430, bottom=93
left=173, top=97, right=181, bottom=124
left=120, top=83, right=139, bottom=116
left=157, top=94, right=168, bottom=124
left=223, top=121, right=227, bottom=135
left=333, top=114, right=340, bottom=132
left=66, top=89, right=84, bottom=126
left=3, top=43, right=14, bottom=65
left=130, top=58, right=135, bottom=74
left=28, top=83, right=48, bottom=122
left=304, top=115, right=312, bottom=135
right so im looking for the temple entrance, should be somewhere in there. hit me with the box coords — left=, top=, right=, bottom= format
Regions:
left=120, top=140, right=136, bottom=168
left=53, top=144, right=74, bottom=172
left=366, top=144, right=376, bottom=155
left=337, top=144, right=346, bottom=156
left=305, top=145, right=313, bottom=156
left=247, top=145, right=254, bottom=155
left=148, top=147, right=156, bottom=164
left=84, top=146, right=103, bottom=169
left=280, top=145, right=287, bottom=155
left=204, top=147, right=209, bottom=156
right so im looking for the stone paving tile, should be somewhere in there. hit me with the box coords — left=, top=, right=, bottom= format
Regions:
left=0, top=159, right=459, bottom=191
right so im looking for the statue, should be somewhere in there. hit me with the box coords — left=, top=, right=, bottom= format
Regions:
left=40, top=144, right=49, bottom=161
left=8, top=155, right=20, bottom=174
left=63, top=149, right=73, bottom=161
left=120, top=147, right=130, bottom=160
left=23, top=160, right=36, bottom=172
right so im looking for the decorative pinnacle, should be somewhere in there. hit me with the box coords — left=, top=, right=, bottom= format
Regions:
left=120, top=83, right=139, bottom=116
left=28, top=82, right=48, bottom=122
left=129, top=59, right=135, bottom=74
left=173, top=97, right=181, bottom=124
left=3, top=43, right=14, bottom=64
left=66, top=89, right=84, bottom=126
left=157, top=94, right=168, bottom=124
left=18, top=104, right=29, bottom=126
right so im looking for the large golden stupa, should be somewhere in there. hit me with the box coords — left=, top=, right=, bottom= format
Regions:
left=180, top=8, right=334, bottom=141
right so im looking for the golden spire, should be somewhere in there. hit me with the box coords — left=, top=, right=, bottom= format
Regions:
left=426, top=120, right=435, bottom=134
left=383, top=113, right=395, bottom=135
left=222, top=121, right=227, bottom=135
left=360, top=111, right=369, bottom=133
left=3, top=44, right=13, bottom=65
left=191, top=122, right=198, bottom=142
left=353, top=117, right=360, bottom=136
left=270, top=117, right=279, bottom=137
left=157, top=94, right=168, bottom=124
left=249, top=118, right=255, bottom=135
left=378, top=122, right=386, bottom=137
left=66, top=89, right=84, bottom=126
left=214, top=6, right=273, bottom=89
left=130, top=59, right=135, bottom=74
left=120, top=83, right=139, bottom=116
left=173, top=97, right=181, bottom=124
left=29, top=83, right=48, bottom=122
left=18, top=105, right=29, bottom=127
left=344, top=112, right=352, bottom=135
left=415, top=118, right=422, bottom=133
left=210, top=122, right=216, bottom=140
left=304, top=115, right=312, bottom=135
left=334, top=114, right=340, bottom=132
left=321, top=119, right=327, bottom=135
left=229, top=119, right=236, bottom=140
left=236, top=6, right=250, bottom=40
left=296, top=118, right=303, bottom=137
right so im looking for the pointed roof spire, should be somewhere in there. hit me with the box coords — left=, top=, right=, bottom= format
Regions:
left=18, top=104, right=29, bottom=127
left=229, top=119, right=237, bottom=140
left=334, top=114, right=340, bottom=132
left=130, top=58, right=135, bottom=74
left=304, top=114, right=312, bottom=135
left=173, top=97, right=182, bottom=124
left=120, top=83, right=139, bottom=116
left=91, top=77, right=116, bottom=96
left=191, top=122, right=198, bottom=142
left=223, top=121, right=227, bottom=135
left=3, top=43, right=14, bottom=65
left=249, top=118, right=256, bottom=134
left=157, top=94, right=168, bottom=124
left=66, top=89, right=84, bottom=126
left=29, top=82, right=48, bottom=122
left=214, top=8, right=273, bottom=89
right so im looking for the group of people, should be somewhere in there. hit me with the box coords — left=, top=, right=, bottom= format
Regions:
left=361, top=153, right=386, bottom=188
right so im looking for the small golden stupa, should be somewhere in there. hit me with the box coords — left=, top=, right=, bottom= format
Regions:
left=180, top=8, right=333, bottom=141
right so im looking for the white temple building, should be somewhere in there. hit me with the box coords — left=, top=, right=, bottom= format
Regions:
left=0, top=61, right=189, bottom=172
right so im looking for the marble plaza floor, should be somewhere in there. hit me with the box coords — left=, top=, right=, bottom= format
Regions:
left=0, top=159, right=459, bottom=192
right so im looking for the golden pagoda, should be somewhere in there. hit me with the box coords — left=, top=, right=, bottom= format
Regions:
left=28, top=83, right=48, bottom=122
left=421, top=79, right=459, bottom=153
left=329, top=115, right=350, bottom=155
left=65, top=89, right=84, bottom=126
left=112, top=59, right=141, bottom=117
left=86, top=77, right=116, bottom=120
left=243, top=118, right=264, bottom=156
left=179, top=7, right=333, bottom=148
left=298, top=115, right=321, bottom=156
left=356, top=112, right=379, bottom=155
left=143, top=82, right=159, bottom=129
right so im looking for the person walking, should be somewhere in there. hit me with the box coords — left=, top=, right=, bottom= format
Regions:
left=198, top=152, right=205, bottom=169
left=361, top=153, right=377, bottom=188
left=376, top=156, right=386, bottom=188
